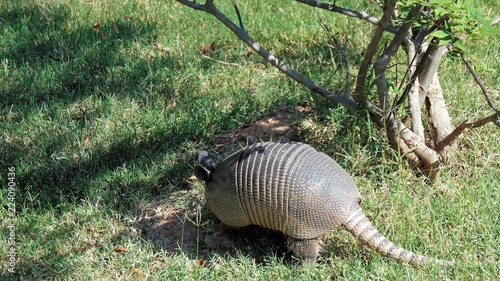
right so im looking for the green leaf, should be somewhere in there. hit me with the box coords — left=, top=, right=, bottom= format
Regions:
left=480, top=27, right=500, bottom=36
left=440, top=35, right=453, bottom=45
left=428, top=0, right=454, bottom=4
left=430, top=30, right=450, bottom=38
left=454, top=38, right=465, bottom=52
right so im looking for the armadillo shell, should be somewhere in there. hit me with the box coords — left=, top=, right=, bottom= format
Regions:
left=205, top=142, right=361, bottom=239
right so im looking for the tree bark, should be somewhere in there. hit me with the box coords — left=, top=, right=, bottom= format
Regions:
left=426, top=72, right=454, bottom=160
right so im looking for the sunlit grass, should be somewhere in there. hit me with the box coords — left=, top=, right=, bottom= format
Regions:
left=1, top=0, right=499, bottom=280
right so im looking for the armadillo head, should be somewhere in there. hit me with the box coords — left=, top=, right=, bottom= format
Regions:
left=194, top=150, right=217, bottom=182
left=194, top=149, right=251, bottom=227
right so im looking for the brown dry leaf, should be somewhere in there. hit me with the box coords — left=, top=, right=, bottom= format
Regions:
left=83, top=136, right=91, bottom=147
left=166, top=101, right=177, bottom=110
left=114, top=247, right=129, bottom=253
left=200, top=42, right=217, bottom=54
left=55, top=246, right=64, bottom=255
left=244, top=50, right=253, bottom=58
left=255, top=63, right=266, bottom=69
left=200, top=45, right=211, bottom=54
left=197, top=259, right=208, bottom=268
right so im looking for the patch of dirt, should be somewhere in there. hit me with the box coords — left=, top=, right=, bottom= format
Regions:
left=131, top=197, right=289, bottom=262
left=215, top=104, right=311, bottom=149
left=132, top=203, right=206, bottom=257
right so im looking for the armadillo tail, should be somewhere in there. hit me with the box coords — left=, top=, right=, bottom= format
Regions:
left=343, top=205, right=452, bottom=266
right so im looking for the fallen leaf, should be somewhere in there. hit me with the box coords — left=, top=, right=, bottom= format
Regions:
left=197, top=259, right=208, bottom=267
left=114, top=247, right=129, bottom=253
left=256, top=63, right=266, bottom=69
left=83, top=136, right=91, bottom=147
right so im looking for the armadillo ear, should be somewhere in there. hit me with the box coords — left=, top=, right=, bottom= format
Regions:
left=198, top=151, right=216, bottom=171
left=194, top=165, right=211, bottom=182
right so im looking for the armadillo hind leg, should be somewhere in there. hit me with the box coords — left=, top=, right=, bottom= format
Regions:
left=286, top=237, right=321, bottom=265
left=343, top=205, right=429, bottom=266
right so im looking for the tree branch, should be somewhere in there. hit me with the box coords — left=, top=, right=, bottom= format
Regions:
left=400, top=37, right=426, bottom=140
left=294, top=0, right=397, bottom=33
left=436, top=112, right=500, bottom=152
left=354, top=0, right=397, bottom=102
left=374, top=14, right=415, bottom=113
left=313, top=7, right=350, bottom=95
left=461, top=53, right=499, bottom=114
left=231, top=0, right=245, bottom=31
left=176, top=0, right=359, bottom=110
left=386, top=114, right=441, bottom=179
left=176, top=0, right=207, bottom=11
left=177, top=0, right=444, bottom=178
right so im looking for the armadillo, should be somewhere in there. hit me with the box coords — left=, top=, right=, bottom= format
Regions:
left=194, top=142, right=450, bottom=266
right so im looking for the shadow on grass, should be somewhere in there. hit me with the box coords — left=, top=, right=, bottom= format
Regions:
left=0, top=2, right=390, bottom=279
left=0, top=1, right=176, bottom=111
left=130, top=196, right=292, bottom=261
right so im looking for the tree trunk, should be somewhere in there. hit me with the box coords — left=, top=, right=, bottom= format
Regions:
left=426, top=72, right=455, bottom=161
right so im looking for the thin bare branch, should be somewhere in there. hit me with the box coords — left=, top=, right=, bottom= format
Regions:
left=353, top=0, right=397, bottom=102
left=374, top=14, right=415, bottom=113
left=313, top=7, right=350, bottom=95
left=393, top=42, right=442, bottom=109
left=402, top=38, right=425, bottom=140
left=436, top=112, right=500, bottom=152
left=231, top=0, right=245, bottom=31
left=176, top=0, right=359, bottom=110
left=294, top=0, right=397, bottom=33
left=176, top=0, right=207, bottom=11
left=461, top=53, right=499, bottom=114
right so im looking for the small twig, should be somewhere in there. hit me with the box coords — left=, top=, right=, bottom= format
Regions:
left=231, top=0, right=245, bottom=31
left=353, top=0, right=397, bottom=103
left=373, top=10, right=415, bottom=113
left=313, top=7, right=350, bottom=95
left=436, top=112, right=500, bottom=152
left=176, top=0, right=206, bottom=11
left=393, top=42, right=435, bottom=109
left=177, top=0, right=359, bottom=110
left=460, top=53, right=499, bottom=114
left=295, top=0, right=398, bottom=33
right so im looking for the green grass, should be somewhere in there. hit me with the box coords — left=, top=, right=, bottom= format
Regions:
left=1, top=0, right=499, bottom=280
